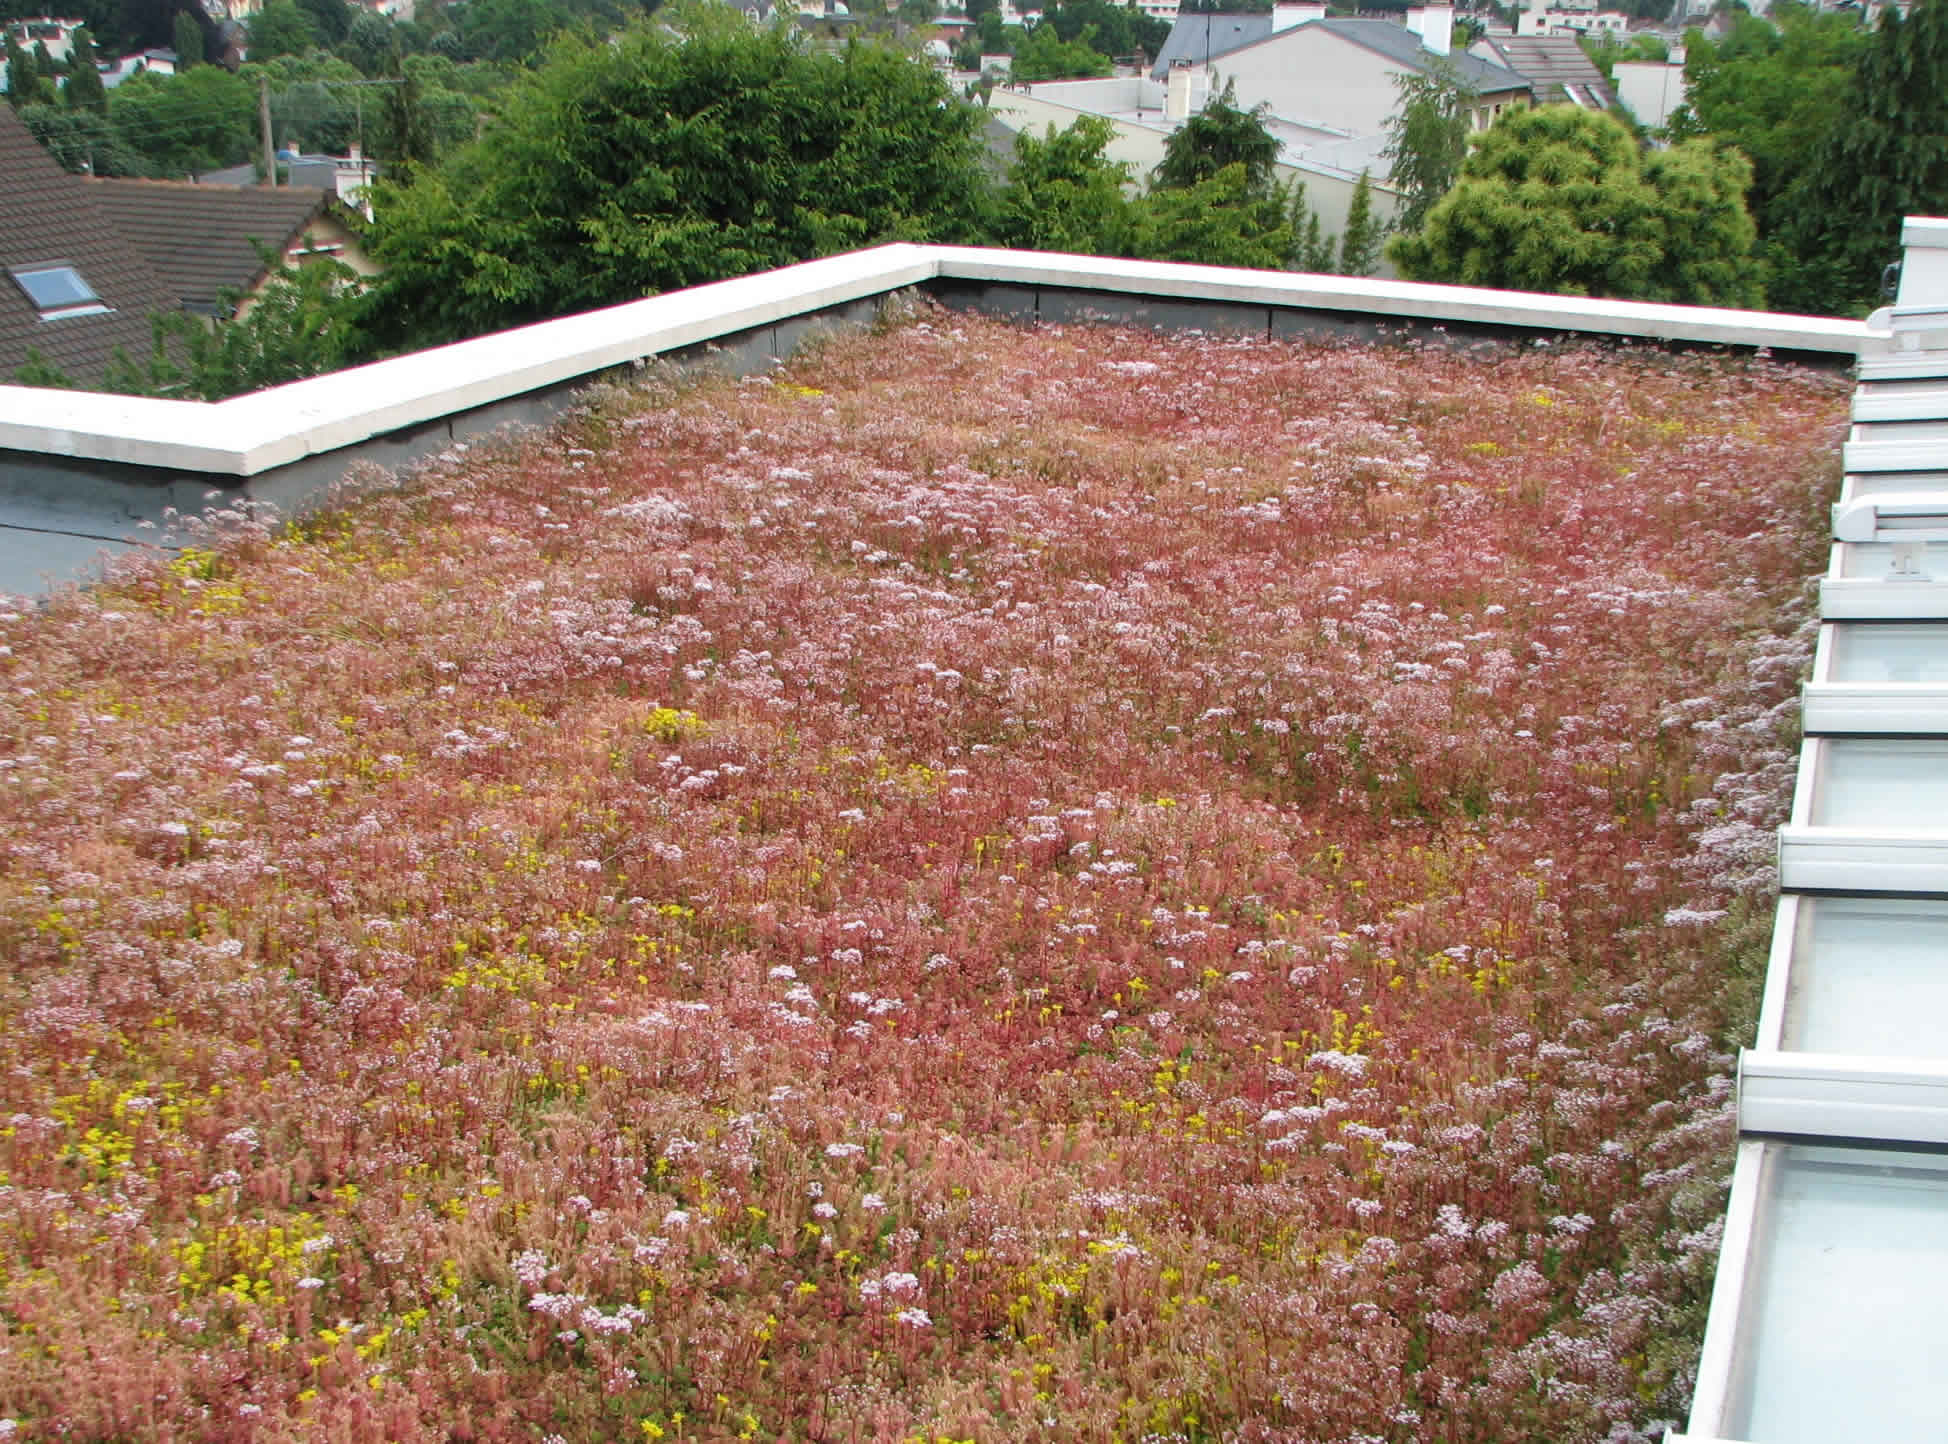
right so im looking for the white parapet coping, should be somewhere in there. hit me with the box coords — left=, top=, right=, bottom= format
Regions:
left=926, top=246, right=1869, bottom=352
left=0, top=244, right=1870, bottom=483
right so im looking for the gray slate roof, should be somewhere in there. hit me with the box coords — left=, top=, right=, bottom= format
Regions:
left=1154, top=15, right=1528, bottom=95
left=0, top=105, right=177, bottom=386
left=1149, top=12, right=1276, bottom=80
left=1301, top=19, right=1530, bottom=94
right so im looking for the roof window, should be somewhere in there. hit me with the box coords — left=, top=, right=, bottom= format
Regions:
left=9, top=264, right=111, bottom=321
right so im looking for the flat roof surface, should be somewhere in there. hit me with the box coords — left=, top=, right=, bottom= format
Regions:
left=0, top=307, right=1851, bottom=1438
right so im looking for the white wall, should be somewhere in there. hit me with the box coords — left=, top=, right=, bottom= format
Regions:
left=1613, top=60, right=1687, bottom=130
left=1214, top=27, right=1406, bottom=137
left=985, top=92, right=1404, bottom=273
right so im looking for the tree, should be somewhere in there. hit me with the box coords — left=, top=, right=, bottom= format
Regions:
left=107, top=63, right=257, bottom=174
left=1337, top=169, right=1382, bottom=276
left=295, top=0, right=352, bottom=47
left=1151, top=78, right=1278, bottom=195
left=1131, top=163, right=1294, bottom=269
left=1288, top=181, right=1336, bottom=273
left=172, top=9, right=205, bottom=67
left=65, top=25, right=105, bottom=111
left=1757, top=0, right=1948, bottom=315
left=6, top=34, right=52, bottom=107
left=248, top=0, right=320, bottom=59
left=341, top=7, right=394, bottom=73
left=1388, top=104, right=1765, bottom=308
left=992, top=115, right=1140, bottom=255
left=456, top=0, right=567, bottom=63
left=363, top=16, right=991, bottom=349
left=376, top=50, right=435, bottom=172
left=1008, top=21, right=1111, bottom=81
left=1382, top=58, right=1474, bottom=233
left=20, top=99, right=151, bottom=173
left=1666, top=6, right=1864, bottom=243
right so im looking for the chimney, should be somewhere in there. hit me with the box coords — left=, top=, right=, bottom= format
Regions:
left=1408, top=3, right=1452, bottom=55
left=1272, top=1, right=1324, bottom=30
left=1166, top=60, right=1192, bottom=121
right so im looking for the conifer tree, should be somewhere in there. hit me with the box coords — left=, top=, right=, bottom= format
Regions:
left=65, top=26, right=105, bottom=111
left=1338, top=170, right=1382, bottom=276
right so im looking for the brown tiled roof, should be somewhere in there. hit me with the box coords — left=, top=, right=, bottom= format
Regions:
left=89, top=179, right=339, bottom=314
left=1473, top=35, right=1617, bottom=108
left=0, top=106, right=178, bottom=386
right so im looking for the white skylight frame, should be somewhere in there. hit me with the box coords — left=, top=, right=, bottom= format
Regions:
left=1802, top=622, right=1948, bottom=733
left=8, top=262, right=111, bottom=320
left=1687, top=216, right=1948, bottom=1444
left=1739, top=1050, right=1948, bottom=1143
left=1817, top=474, right=1948, bottom=617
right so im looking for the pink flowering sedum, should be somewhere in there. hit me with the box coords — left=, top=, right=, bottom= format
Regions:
left=0, top=307, right=1847, bottom=1442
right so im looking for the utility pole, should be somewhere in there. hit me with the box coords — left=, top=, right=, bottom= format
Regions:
left=259, top=74, right=275, bottom=187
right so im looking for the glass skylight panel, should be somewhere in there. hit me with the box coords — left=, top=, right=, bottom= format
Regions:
left=1853, top=380, right=1948, bottom=423
left=1728, top=1143, right=1948, bottom=1444
left=1826, top=623, right=1948, bottom=682
left=1833, top=539, right=1948, bottom=577
left=1840, top=469, right=1948, bottom=497
left=1808, top=738, right=1948, bottom=826
left=1780, top=898, right=1948, bottom=1056
left=8, top=263, right=109, bottom=319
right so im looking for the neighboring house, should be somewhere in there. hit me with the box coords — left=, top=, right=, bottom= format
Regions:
left=197, top=150, right=380, bottom=218
left=1515, top=7, right=1628, bottom=37
left=986, top=74, right=1403, bottom=265
left=1148, top=10, right=1276, bottom=79
left=0, top=104, right=179, bottom=385
left=1153, top=5, right=1532, bottom=137
left=101, top=48, right=179, bottom=89
left=88, top=179, right=373, bottom=317
left=1469, top=33, right=1616, bottom=108
left=1613, top=55, right=1687, bottom=129
left=5, top=16, right=83, bottom=63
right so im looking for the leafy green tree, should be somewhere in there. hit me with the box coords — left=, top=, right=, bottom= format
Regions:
left=248, top=1, right=320, bottom=60
left=1389, top=104, right=1764, bottom=308
left=1751, top=0, right=1948, bottom=314
left=1040, top=0, right=1169, bottom=60
left=376, top=50, right=436, bottom=172
left=1667, top=5, right=1864, bottom=241
left=6, top=34, right=52, bottom=107
left=457, top=0, right=567, bottom=63
left=1151, top=79, right=1278, bottom=195
left=993, top=115, right=1294, bottom=269
left=172, top=9, right=205, bottom=67
left=19, top=99, right=151, bottom=172
left=1382, top=58, right=1474, bottom=233
left=991, top=114, right=1140, bottom=254
left=341, top=8, right=394, bottom=73
left=1008, top=21, right=1111, bottom=81
left=107, top=63, right=257, bottom=173
left=296, top=0, right=353, bottom=47
left=65, top=25, right=106, bottom=110
left=1337, top=169, right=1382, bottom=276
left=1131, top=163, right=1294, bottom=269
left=363, top=16, right=991, bottom=348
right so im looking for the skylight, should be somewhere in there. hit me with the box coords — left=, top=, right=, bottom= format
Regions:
left=9, top=263, right=110, bottom=320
